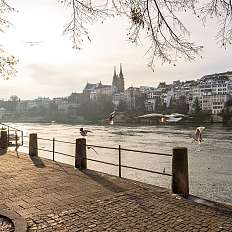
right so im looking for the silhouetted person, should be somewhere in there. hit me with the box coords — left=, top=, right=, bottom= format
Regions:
left=15, top=132, right=20, bottom=158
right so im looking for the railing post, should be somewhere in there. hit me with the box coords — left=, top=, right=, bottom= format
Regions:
left=172, top=147, right=189, bottom=198
left=7, top=126, right=9, bottom=146
left=52, top=138, right=55, bottom=161
left=75, top=138, right=87, bottom=170
left=21, top=131, right=23, bottom=146
left=29, top=133, right=38, bottom=157
left=119, top=145, right=121, bottom=178
left=0, top=130, right=8, bottom=149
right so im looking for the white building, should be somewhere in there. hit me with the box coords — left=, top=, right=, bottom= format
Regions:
left=201, top=94, right=231, bottom=114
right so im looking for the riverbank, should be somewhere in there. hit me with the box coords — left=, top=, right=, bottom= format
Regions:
left=0, top=151, right=231, bottom=231
left=2, top=111, right=230, bottom=125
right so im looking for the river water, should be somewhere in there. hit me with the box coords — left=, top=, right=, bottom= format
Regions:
left=9, top=122, right=232, bottom=205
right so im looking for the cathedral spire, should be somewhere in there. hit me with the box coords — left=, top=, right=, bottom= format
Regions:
left=119, top=63, right=123, bottom=78
left=112, top=65, right=117, bottom=86
left=113, top=66, right=117, bottom=77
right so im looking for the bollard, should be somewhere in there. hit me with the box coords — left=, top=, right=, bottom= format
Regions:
left=172, top=147, right=189, bottom=198
left=75, top=138, right=87, bottom=170
left=29, top=133, right=38, bottom=156
left=0, top=130, right=8, bottom=149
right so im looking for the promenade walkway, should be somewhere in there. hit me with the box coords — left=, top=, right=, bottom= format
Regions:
left=0, top=151, right=231, bottom=231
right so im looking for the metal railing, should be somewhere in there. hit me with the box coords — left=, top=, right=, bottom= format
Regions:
left=0, top=122, right=24, bottom=146
left=23, top=135, right=172, bottom=178
left=23, top=136, right=75, bottom=160
left=86, top=144, right=172, bottom=177
left=21, top=133, right=190, bottom=197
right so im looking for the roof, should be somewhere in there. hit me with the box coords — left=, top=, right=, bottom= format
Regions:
left=83, top=83, right=97, bottom=91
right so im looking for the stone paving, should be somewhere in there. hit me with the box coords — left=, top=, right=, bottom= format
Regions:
left=0, top=151, right=231, bottom=231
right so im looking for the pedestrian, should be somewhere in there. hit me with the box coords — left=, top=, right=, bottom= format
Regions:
left=15, top=131, right=20, bottom=158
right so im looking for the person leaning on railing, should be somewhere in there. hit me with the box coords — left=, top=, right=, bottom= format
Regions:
left=15, top=131, right=20, bottom=158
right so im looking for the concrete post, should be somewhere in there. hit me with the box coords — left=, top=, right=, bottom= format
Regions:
left=172, top=147, right=189, bottom=198
left=0, top=130, right=8, bottom=149
left=75, top=138, right=87, bottom=170
left=29, top=133, right=38, bottom=156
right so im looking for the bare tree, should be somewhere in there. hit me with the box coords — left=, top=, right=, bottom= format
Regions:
left=0, top=0, right=17, bottom=79
left=1, top=1, right=232, bottom=74
left=61, top=0, right=232, bottom=69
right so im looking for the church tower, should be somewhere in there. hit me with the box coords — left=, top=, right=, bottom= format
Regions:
left=118, top=63, right=125, bottom=92
left=112, top=66, right=117, bottom=87
left=112, top=64, right=125, bottom=93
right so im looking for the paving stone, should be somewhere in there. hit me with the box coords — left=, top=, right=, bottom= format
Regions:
left=0, top=151, right=231, bottom=231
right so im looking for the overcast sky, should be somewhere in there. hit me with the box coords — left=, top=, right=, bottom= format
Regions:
left=0, top=0, right=232, bottom=100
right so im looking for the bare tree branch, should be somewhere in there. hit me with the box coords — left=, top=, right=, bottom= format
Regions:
left=61, top=0, right=206, bottom=69
left=1, top=0, right=232, bottom=74
left=0, top=0, right=17, bottom=79
left=61, top=0, right=113, bottom=49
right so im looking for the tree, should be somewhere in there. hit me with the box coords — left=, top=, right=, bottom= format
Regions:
left=155, top=97, right=167, bottom=113
left=192, top=97, right=201, bottom=114
left=61, top=0, right=232, bottom=69
left=1, top=1, right=232, bottom=73
left=225, top=99, right=232, bottom=107
left=135, top=93, right=146, bottom=113
left=9, top=95, right=19, bottom=102
left=79, top=95, right=114, bottom=122
left=0, top=1, right=17, bottom=79
left=175, top=96, right=189, bottom=114
left=222, top=99, right=232, bottom=123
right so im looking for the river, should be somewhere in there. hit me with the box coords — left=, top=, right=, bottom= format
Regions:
left=8, top=122, right=232, bottom=206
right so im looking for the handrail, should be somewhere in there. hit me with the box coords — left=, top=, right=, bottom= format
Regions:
left=53, top=139, right=75, bottom=145
left=37, top=137, right=76, bottom=145
left=0, top=122, right=22, bottom=132
left=24, top=135, right=172, bottom=178
left=87, top=144, right=118, bottom=150
left=22, top=145, right=75, bottom=158
left=85, top=158, right=119, bottom=167
left=121, top=164, right=172, bottom=177
left=120, top=148, right=172, bottom=157
left=86, top=144, right=172, bottom=157
left=0, top=122, right=24, bottom=146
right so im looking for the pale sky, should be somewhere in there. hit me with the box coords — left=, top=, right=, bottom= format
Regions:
left=0, top=0, right=232, bottom=100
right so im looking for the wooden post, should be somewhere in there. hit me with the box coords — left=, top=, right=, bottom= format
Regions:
left=21, top=131, right=23, bottom=146
left=29, top=133, right=38, bottom=156
left=75, top=138, right=87, bottom=170
left=172, top=147, right=189, bottom=198
left=7, top=126, right=9, bottom=146
left=0, top=130, right=8, bottom=149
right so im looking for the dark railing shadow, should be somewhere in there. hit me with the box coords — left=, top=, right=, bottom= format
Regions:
left=83, top=169, right=127, bottom=193
left=29, top=155, right=46, bottom=168
left=0, top=148, right=7, bottom=156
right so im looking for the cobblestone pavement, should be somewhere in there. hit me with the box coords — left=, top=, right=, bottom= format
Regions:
left=0, top=151, right=232, bottom=231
